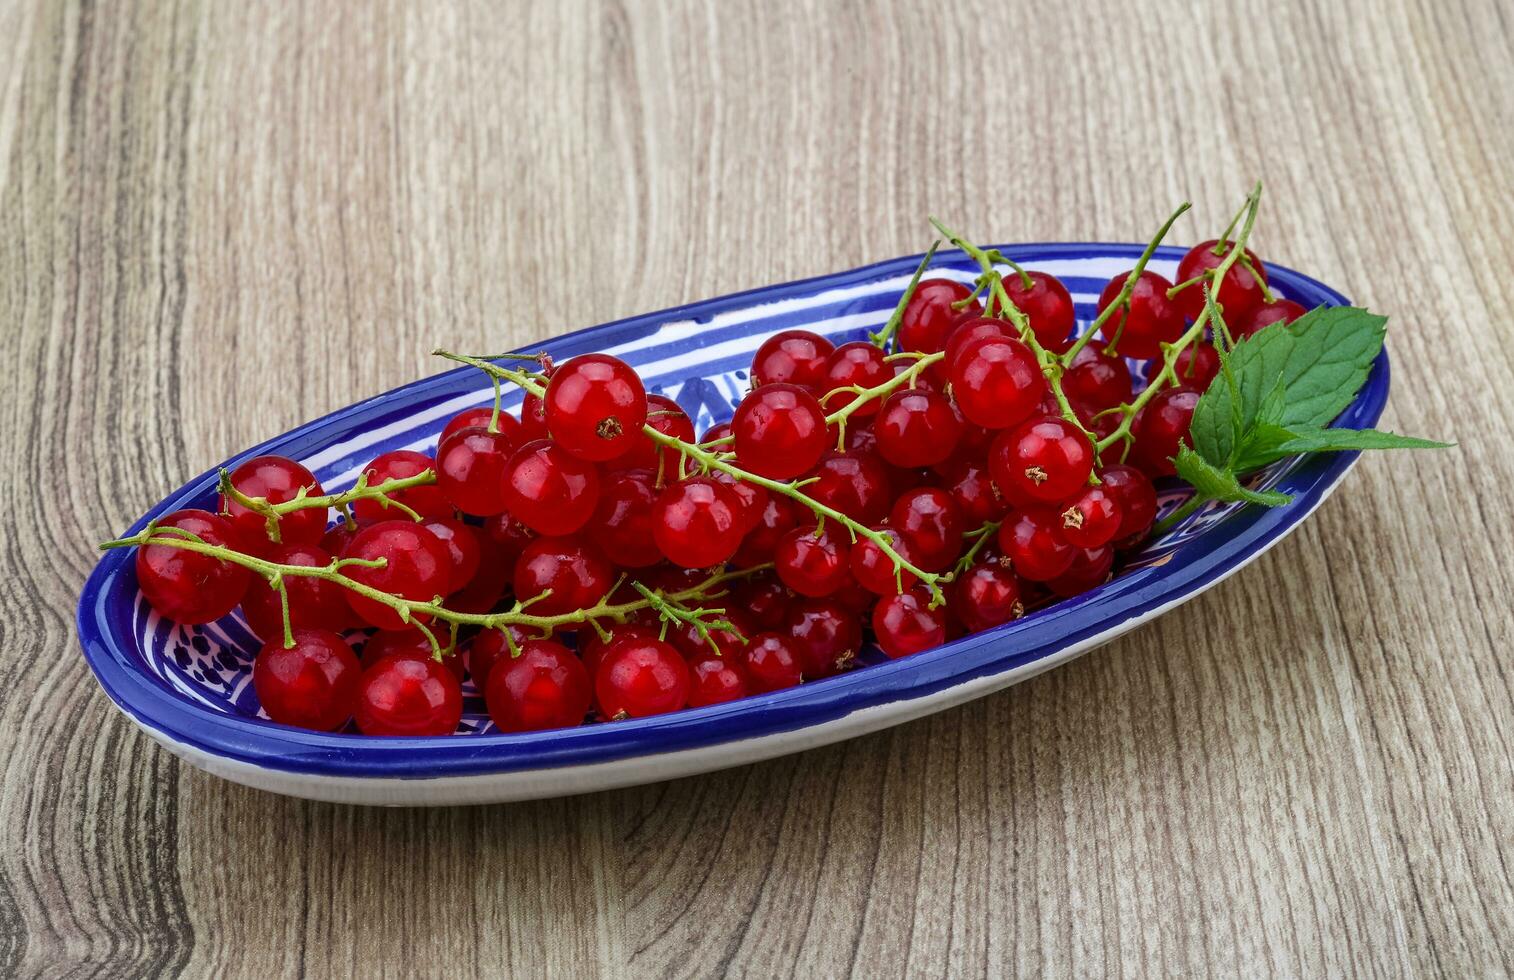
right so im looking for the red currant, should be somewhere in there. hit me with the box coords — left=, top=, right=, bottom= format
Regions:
left=240, top=543, right=349, bottom=641
left=849, top=526, right=917, bottom=595
left=730, top=570, right=793, bottom=630
left=589, top=469, right=662, bottom=568
left=944, top=317, right=1010, bottom=376
left=513, top=536, right=613, bottom=617
left=710, top=469, right=769, bottom=534
left=1064, top=345, right=1133, bottom=412
left=252, top=629, right=361, bottom=731
left=819, top=342, right=892, bottom=417
left=467, top=624, right=538, bottom=692
left=440, top=406, right=521, bottom=447
left=1096, top=271, right=1184, bottom=360
left=359, top=626, right=465, bottom=682
left=1130, top=386, right=1199, bottom=477
left=937, top=457, right=1010, bottom=524
left=420, top=517, right=481, bottom=593
left=436, top=425, right=515, bottom=516
left=774, top=525, right=852, bottom=597
left=1098, top=464, right=1160, bottom=544
left=1168, top=343, right=1220, bottom=391
left=351, top=450, right=450, bottom=524
left=1174, top=239, right=1268, bottom=323
left=899, top=277, right=979, bottom=354
left=949, top=563, right=1024, bottom=633
left=340, top=520, right=452, bottom=629
left=1002, top=271, right=1076, bottom=353
left=355, top=654, right=463, bottom=736
left=652, top=476, right=744, bottom=568
left=731, top=493, right=801, bottom=566
left=136, top=509, right=250, bottom=623
left=609, top=393, right=695, bottom=474
left=544, top=353, right=648, bottom=462
left=485, top=639, right=592, bottom=733
left=873, top=587, right=947, bottom=658
left=483, top=510, right=537, bottom=564
left=804, top=450, right=892, bottom=524
left=502, top=439, right=601, bottom=536
left=889, top=487, right=963, bottom=572
left=751, top=329, right=835, bottom=389
left=1056, top=485, right=1123, bottom=549
left=950, top=335, right=1046, bottom=429
left=596, top=637, right=690, bottom=719
left=989, top=415, right=1095, bottom=504
left=784, top=598, right=862, bottom=677
left=220, top=455, right=327, bottom=550
left=742, top=632, right=804, bottom=692
left=1046, top=544, right=1115, bottom=598
left=1237, top=298, right=1306, bottom=339
left=732, top=383, right=829, bottom=479
left=578, top=622, right=655, bottom=678
left=874, top=388, right=962, bottom=468
left=687, top=653, right=752, bottom=707
left=999, top=509, right=1077, bottom=581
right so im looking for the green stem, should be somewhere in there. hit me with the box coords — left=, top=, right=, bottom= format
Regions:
left=952, top=521, right=1002, bottom=575
left=1151, top=493, right=1205, bottom=536
left=869, top=240, right=942, bottom=352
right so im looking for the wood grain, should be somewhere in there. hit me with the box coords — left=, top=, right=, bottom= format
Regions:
left=2, top=0, right=1510, bottom=976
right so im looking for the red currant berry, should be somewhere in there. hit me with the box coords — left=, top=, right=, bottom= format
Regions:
left=578, top=622, right=655, bottom=678
left=252, top=629, right=361, bottom=731
left=609, top=393, right=695, bottom=474
left=1097, top=271, right=1184, bottom=360
left=742, top=632, right=804, bottom=691
left=519, top=388, right=549, bottom=441
left=1003, top=271, right=1076, bottom=353
left=652, top=475, right=744, bottom=568
left=136, top=509, right=250, bottom=623
left=751, top=329, right=835, bottom=389
left=220, top=455, right=327, bottom=550
left=419, top=517, right=481, bottom=593
left=1237, top=298, right=1306, bottom=339
left=805, top=450, right=893, bottom=524
left=355, top=654, right=463, bottom=736
left=1130, top=386, right=1200, bottom=477
left=240, top=543, right=350, bottom=641
left=944, top=317, right=1010, bottom=375
left=732, top=383, right=829, bottom=479
left=1056, top=485, right=1123, bottom=549
left=1168, top=343, right=1220, bottom=391
left=774, top=525, right=852, bottom=597
left=485, top=639, right=592, bottom=733
left=730, top=570, right=792, bottom=630
left=319, top=522, right=359, bottom=559
left=436, top=425, right=515, bottom=516
left=340, top=520, right=452, bottom=629
left=502, top=439, right=601, bottom=536
left=483, top=511, right=537, bottom=564
left=513, top=536, right=612, bottom=617
left=441, top=406, right=521, bottom=447
left=731, top=492, right=801, bottom=566
left=596, top=637, right=690, bottom=719
left=899, top=278, right=979, bottom=354
left=359, top=626, right=465, bottom=682
left=949, top=563, right=1024, bottom=633
left=351, top=450, right=450, bottom=524
left=784, top=598, right=863, bottom=677
left=710, top=469, right=769, bottom=534
left=950, top=335, right=1046, bottom=430
left=687, top=653, right=752, bottom=707
left=990, top=415, right=1095, bottom=504
left=1174, top=239, right=1268, bottom=323
left=873, top=587, right=947, bottom=658
left=849, top=526, right=918, bottom=595
left=467, top=625, right=538, bottom=692
left=874, top=388, right=962, bottom=468
left=1046, top=544, right=1115, bottom=598
left=999, top=509, right=1077, bottom=581
left=545, top=353, right=648, bottom=462
left=1098, top=464, right=1159, bottom=544
left=1064, top=345, right=1133, bottom=412
left=701, top=421, right=734, bottom=446
left=589, top=469, right=662, bottom=568
left=889, top=487, right=963, bottom=572
left=819, top=342, right=892, bottom=417
left=938, top=457, right=1010, bottom=523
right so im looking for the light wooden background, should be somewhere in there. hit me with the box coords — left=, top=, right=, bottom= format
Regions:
left=2, top=0, right=1510, bottom=976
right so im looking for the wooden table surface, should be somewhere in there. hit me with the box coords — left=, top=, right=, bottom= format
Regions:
left=3, top=0, right=1511, bottom=976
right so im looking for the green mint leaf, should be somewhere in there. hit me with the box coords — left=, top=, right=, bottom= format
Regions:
left=1172, top=446, right=1293, bottom=507
left=1233, top=424, right=1453, bottom=471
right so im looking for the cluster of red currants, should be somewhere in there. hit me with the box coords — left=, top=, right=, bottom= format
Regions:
left=129, top=234, right=1300, bottom=738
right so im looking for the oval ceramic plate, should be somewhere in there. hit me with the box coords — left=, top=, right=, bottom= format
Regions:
left=77, top=243, right=1385, bottom=806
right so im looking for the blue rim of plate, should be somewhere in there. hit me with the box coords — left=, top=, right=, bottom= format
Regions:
left=76, top=243, right=1385, bottom=779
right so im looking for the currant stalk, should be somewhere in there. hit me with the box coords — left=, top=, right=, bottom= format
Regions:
left=868, top=240, right=942, bottom=351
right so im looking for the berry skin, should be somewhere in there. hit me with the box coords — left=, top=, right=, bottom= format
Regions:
left=1238, top=298, right=1307, bottom=339
left=354, top=654, right=464, bottom=736
left=252, top=629, right=362, bottom=731
left=784, top=599, right=863, bottom=677
left=440, top=406, right=521, bottom=448
left=710, top=469, right=769, bottom=534
left=1047, top=545, right=1115, bottom=598
left=949, top=563, right=1024, bottom=633
left=467, top=625, right=537, bottom=692
left=239, top=543, right=350, bottom=641
left=577, top=622, right=655, bottom=678
left=360, top=626, right=465, bottom=681
left=420, top=517, right=482, bottom=593
left=351, top=450, right=451, bottom=524
left=137, top=509, right=250, bottom=624
left=544, top=353, right=648, bottom=462
left=1097, top=271, right=1185, bottom=360
left=340, top=520, right=453, bottom=629
left=502, top=439, right=601, bottom=536
left=1057, top=485, right=1123, bottom=549
left=1002, top=271, right=1077, bottom=353
left=608, top=393, right=695, bottom=474
left=1098, top=464, right=1160, bottom=545
left=775, top=526, right=852, bottom=597
left=873, top=587, right=947, bottom=658
left=751, top=329, right=835, bottom=390
left=742, top=632, right=805, bottom=692
left=485, top=639, right=592, bottom=733
left=1174, top=239, right=1268, bottom=323
left=938, top=457, right=1010, bottom=524
left=483, top=511, right=537, bottom=564
left=1130, top=386, right=1200, bottom=477
left=990, top=415, right=1095, bottom=505
left=890, top=487, right=964, bottom=572
left=805, top=450, right=893, bottom=524
left=589, top=469, right=662, bottom=568
left=731, top=570, right=793, bottom=630
left=653, top=476, right=745, bottom=568
left=687, top=654, right=752, bottom=707
left=732, top=383, right=829, bottom=479
left=850, top=526, right=918, bottom=595
left=999, top=509, right=1077, bottom=581
left=436, top=425, right=515, bottom=516
left=950, top=335, right=1047, bottom=430
left=899, top=278, right=979, bottom=354
left=513, top=536, right=613, bottom=618
left=1167, top=343, right=1220, bottom=392
left=1064, top=345, right=1133, bottom=412
left=596, top=637, right=691, bottom=719
left=819, top=342, right=893, bottom=417
left=874, top=388, right=962, bottom=468
left=731, top=492, right=801, bottom=567
left=944, top=317, right=1011, bottom=376
left=220, top=455, right=328, bottom=550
